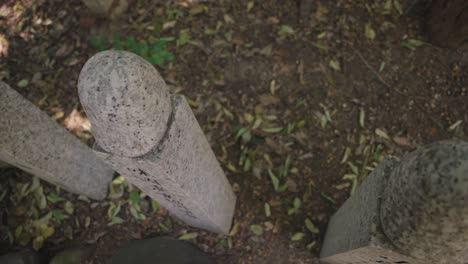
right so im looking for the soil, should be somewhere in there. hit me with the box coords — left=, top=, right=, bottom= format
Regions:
left=0, top=0, right=467, bottom=263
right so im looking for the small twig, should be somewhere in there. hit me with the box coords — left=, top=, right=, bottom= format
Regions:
left=354, top=50, right=406, bottom=96
left=354, top=50, right=445, bottom=131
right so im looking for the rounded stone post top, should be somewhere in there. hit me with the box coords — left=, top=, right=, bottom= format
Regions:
left=78, top=50, right=171, bottom=157
left=381, top=140, right=468, bottom=263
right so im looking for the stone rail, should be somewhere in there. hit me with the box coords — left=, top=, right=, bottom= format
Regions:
left=0, top=81, right=114, bottom=200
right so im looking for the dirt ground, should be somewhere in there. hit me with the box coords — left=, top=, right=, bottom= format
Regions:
left=0, top=0, right=467, bottom=263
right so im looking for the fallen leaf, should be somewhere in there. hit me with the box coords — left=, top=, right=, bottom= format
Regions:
left=291, top=232, right=305, bottom=241
left=250, top=224, right=264, bottom=236
left=178, top=232, right=198, bottom=240
left=364, top=23, right=376, bottom=41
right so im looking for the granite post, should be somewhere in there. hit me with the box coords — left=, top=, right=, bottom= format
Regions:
left=320, top=140, right=468, bottom=264
left=0, top=81, right=114, bottom=200
left=78, top=51, right=236, bottom=234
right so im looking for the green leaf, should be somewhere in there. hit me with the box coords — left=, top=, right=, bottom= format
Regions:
left=241, top=130, right=252, bottom=143
left=235, top=127, right=249, bottom=140
left=268, top=169, right=279, bottom=191
left=364, top=23, right=376, bottom=41
left=312, top=42, right=328, bottom=51
left=125, top=37, right=137, bottom=49
left=305, top=218, right=319, bottom=234
left=112, top=176, right=126, bottom=185
left=246, top=1, right=254, bottom=12
left=178, top=232, right=198, bottom=240
left=151, top=199, right=159, bottom=213
left=107, top=202, right=121, bottom=219
left=343, top=174, right=358, bottom=194
left=52, top=209, right=65, bottom=224
left=229, top=222, right=240, bottom=236
left=160, top=51, right=175, bottom=61
left=33, top=186, right=47, bottom=210
left=329, top=59, right=340, bottom=71
left=307, top=241, right=316, bottom=250
left=130, top=206, right=140, bottom=220
left=85, top=216, right=91, bottom=228
left=291, top=232, right=305, bottom=241
left=262, top=127, right=283, bottom=133
left=249, top=224, right=264, bottom=236
left=32, top=236, right=44, bottom=251
left=293, top=197, right=301, bottom=210
left=155, top=39, right=167, bottom=50
left=402, top=38, right=425, bottom=50
left=264, top=203, right=271, bottom=217
left=375, top=128, right=390, bottom=140
left=112, top=35, right=122, bottom=50
left=243, top=157, right=252, bottom=172
left=42, top=226, right=54, bottom=239
left=17, top=79, right=29, bottom=88
left=64, top=201, right=74, bottom=215
left=227, top=162, right=238, bottom=173
left=277, top=183, right=288, bottom=192
left=108, top=216, right=124, bottom=226
left=278, top=25, right=294, bottom=36
left=177, top=29, right=190, bottom=47
left=47, top=192, right=64, bottom=203
left=281, top=155, right=291, bottom=178
left=393, top=0, right=403, bottom=15
left=129, top=190, right=140, bottom=205
left=379, top=62, right=385, bottom=73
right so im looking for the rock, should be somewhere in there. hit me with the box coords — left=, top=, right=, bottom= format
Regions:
left=110, top=237, right=214, bottom=264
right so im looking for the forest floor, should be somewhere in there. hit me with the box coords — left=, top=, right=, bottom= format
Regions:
left=0, top=0, right=467, bottom=263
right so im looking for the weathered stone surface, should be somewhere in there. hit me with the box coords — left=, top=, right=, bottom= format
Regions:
left=320, top=157, right=401, bottom=258
left=320, top=246, right=424, bottom=264
left=0, top=81, right=114, bottom=200
left=78, top=51, right=236, bottom=234
left=110, top=237, right=215, bottom=264
left=94, top=96, right=236, bottom=234
left=78, top=50, right=172, bottom=157
left=381, top=140, right=468, bottom=263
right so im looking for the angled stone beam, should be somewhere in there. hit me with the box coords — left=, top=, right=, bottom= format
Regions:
left=78, top=51, right=236, bottom=234
left=0, top=81, right=114, bottom=200
left=320, top=140, right=468, bottom=264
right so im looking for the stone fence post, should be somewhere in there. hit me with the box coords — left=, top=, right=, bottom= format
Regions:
left=78, top=51, right=236, bottom=234
left=0, top=81, right=114, bottom=200
left=320, top=140, right=468, bottom=264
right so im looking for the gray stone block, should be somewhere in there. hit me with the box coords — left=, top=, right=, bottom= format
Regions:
left=0, top=81, right=114, bottom=200
left=320, top=157, right=423, bottom=263
left=321, top=140, right=468, bottom=264
left=320, top=246, right=423, bottom=264
left=381, top=140, right=468, bottom=263
left=78, top=51, right=236, bottom=234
